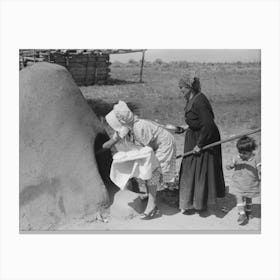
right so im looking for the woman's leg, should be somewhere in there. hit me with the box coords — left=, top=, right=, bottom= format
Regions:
left=138, top=180, right=149, bottom=200
left=141, top=168, right=161, bottom=216
left=144, top=183, right=157, bottom=214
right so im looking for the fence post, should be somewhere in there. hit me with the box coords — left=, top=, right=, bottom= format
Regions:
left=139, top=50, right=145, bottom=83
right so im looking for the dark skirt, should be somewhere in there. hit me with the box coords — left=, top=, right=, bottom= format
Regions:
left=179, top=128, right=225, bottom=210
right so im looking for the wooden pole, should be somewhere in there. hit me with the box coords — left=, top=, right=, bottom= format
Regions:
left=139, top=50, right=145, bottom=83
left=20, top=50, right=23, bottom=69
left=84, top=54, right=89, bottom=85
left=176, top=128, right=261, bottom=159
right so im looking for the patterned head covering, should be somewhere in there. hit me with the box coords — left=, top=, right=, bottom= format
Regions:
left=105, top=101, right=135, bottom=139
left=178, top=70, right=197, bottom=89
left=113, top=100, right=135, bottom=126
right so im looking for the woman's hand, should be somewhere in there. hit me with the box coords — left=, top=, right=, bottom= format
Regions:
left=226, top=164, right=233, bottom=170
left=175, top=126, right=185, bottom=134
left=192, top=145, right=201, bottom=155
left=257, top=163, right=261, bottom=180
left=102, top=139, right=115, bottom=150
left=175, top=125, right=189, bottom=134
left=226, top=158, right=237, bottom=170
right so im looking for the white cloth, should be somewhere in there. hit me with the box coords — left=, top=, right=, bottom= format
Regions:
left=110, top=146, right=159, bottom=189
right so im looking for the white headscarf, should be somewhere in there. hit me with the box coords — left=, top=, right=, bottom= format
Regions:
left=113, top=100, right=134, bottom=126
left=105, top=101, right=135, bottom=138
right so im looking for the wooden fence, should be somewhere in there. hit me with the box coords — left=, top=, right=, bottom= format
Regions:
left=19, top=49, right=111, bottom=86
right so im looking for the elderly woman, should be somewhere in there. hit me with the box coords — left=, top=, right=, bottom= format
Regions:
left=103, top=101, right=177, bottom=219
left=178, top=73, right=225, bottom=214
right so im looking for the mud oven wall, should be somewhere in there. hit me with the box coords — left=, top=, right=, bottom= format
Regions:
left=19, top=62, right=112, bottom=231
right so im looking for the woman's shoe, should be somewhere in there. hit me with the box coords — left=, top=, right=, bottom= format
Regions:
left=181, top=208, right=196, bottom=215
left=140, top=207, right=160, bottom=220
left=139, top=193, right=149, bottom=200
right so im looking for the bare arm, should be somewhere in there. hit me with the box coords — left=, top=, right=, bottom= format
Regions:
left=102, top=133, right=121, bottom=150
left=256, top=162, right=261, bottom=180
left=226, top=157, right=237, bottom=170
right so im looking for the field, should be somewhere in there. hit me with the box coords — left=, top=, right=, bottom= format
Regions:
left=67, top=61, right=261, bottom=231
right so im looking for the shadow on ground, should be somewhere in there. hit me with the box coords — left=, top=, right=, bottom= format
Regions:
left=197, top=192, right=237, bottom=218
left=198, top=192, right=261, bottom=219
left=251, top=203, right=261, bottom=218
left=106, top=78, right=141, bottom=85
left=155, top=188, right=261, bottom=220
left=155, top=189, right=238, bottom=218
left=157, top=189, right=180, bottom=216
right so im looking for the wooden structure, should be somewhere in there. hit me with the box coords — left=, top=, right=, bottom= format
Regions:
left=19, top=49, right=146, bottom=85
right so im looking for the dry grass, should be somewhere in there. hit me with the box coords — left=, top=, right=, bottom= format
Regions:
left=81, top=62, right=261, bottom=185
left=82, top=62, right=260, bottom=130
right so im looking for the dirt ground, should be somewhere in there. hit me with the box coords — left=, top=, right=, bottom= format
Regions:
left=57, top=134, right=261, bottom=232
left=57, top=200, right=260, bottom=232
left=58, top=62, right=261, bottom=232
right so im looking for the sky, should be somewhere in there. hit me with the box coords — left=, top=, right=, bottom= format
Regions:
left=110, top=49, right=260, bottom=63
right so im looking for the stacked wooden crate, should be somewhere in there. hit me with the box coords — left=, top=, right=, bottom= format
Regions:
left=20, top=49, right=146, bottom=85
left=20, top=50, right=111, bottom=86
left=49, top=51, right=111, bottom=86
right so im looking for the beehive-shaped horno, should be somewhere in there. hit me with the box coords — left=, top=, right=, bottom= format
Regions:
left=19, top=62, right=109, bottom=230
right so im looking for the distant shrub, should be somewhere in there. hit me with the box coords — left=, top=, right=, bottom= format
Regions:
left=178, top=61, right=190, bottom=68
left=128, top=59, right=138, bottom=65
left=144, top=61, right=152, bottom=67
left=168, top=61, right=190, bottom=69
left=153, top=59, right=164, bottom=65
left=234, top=61, right=245, bottom=69
left=112, top=61, right=123, bottom=68
left=161, top=62, right=170, bottom=69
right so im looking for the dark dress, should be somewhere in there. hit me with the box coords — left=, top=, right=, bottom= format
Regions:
left=179, top=93, right=225, bottom=210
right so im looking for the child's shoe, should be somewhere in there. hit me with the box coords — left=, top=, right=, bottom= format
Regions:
left=237, top=213, right=248, bottom=225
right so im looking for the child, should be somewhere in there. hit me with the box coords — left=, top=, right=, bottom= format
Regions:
left=226, top=136, right=261, bottom=225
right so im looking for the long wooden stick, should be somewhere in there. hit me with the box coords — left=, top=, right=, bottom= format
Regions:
left=176, top=128, right=261, bottom=159
left=139, top=50, right=145, bottom=83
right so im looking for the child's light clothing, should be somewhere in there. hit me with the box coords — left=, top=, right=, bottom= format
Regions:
left=230, top=154, right=261, bottom=198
